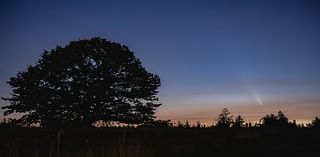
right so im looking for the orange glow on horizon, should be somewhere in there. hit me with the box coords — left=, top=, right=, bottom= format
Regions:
left=156, top=103, right=320, bottom=125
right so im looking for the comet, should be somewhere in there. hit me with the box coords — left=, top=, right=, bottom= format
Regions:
left=241, top=77, right=263, bottom=106
left=252, top=93, right=263, bottom=106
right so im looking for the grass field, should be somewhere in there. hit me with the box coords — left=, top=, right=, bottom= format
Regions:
left=1, top=127, right=319, bottom=157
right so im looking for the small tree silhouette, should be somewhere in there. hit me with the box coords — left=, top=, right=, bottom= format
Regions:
left=233, top=115, right=245, bottom=128
left=185, top=120, right=190, bottom=128
left=261, top=114, right=277, bottom=127
left=261, top=110, right=289, bottom=127
left=277, top=110, right=289, bottom=126
left=216, top=108, right=233, bottom=128
left=311, top=116, right=320, bottom=128
left=196, top=121, right=201, bottom=128
left=177, top=120, right=184, bottom=128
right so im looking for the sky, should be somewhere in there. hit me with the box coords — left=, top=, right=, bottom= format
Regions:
left=1, top=0, right=320, bottom=124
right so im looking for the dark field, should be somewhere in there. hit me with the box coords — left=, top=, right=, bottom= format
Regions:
left=1, top=128, right=319, bottom=157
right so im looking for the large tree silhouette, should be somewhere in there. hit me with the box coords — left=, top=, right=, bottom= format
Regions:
left=1, top=37, right=161, bottom=127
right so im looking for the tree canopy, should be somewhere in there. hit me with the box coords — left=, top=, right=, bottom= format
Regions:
left=260, top=111, right=289, bottom=127
left=1, top=37, right=161, bottom=127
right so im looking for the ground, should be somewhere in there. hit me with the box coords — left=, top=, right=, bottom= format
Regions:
left=1, top=127, right=319, bottom=157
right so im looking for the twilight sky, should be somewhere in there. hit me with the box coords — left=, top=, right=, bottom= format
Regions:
left=1, top=0, right=320, bottom=123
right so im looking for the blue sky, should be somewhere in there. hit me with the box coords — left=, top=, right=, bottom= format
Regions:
left=1, top=0, right=320, bottom=122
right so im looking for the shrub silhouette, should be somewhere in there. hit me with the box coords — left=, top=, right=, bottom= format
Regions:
left=1, top=37, right=161, bottom=127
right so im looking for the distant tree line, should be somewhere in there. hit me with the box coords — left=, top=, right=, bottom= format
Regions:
left=145, top=108, right=319, bottom=128
left=163, top=108, right=319, bottom=129
left=1, top=108, right=319, bottom=129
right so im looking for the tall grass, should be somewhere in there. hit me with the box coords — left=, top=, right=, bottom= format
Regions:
left=0, top=127, right=319, bottom=157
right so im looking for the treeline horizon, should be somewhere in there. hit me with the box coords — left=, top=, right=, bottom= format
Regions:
left=1, top=108, right=319, bottom=129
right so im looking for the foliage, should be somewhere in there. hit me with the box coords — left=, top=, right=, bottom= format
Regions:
left=176, top=120, right=184, bottom=128
left=233, top=115, right=245, bottom=128
left=1, top=37, right=161, bottom=127
left=216, top=108, right=233, bottom=128
left=196, top=121, right=201, bottom=128
left=260, top=114, right=277, bottom=127
left=311, top=116, right=320, bottom=128
left=260, top=110, right=289, bottom=127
